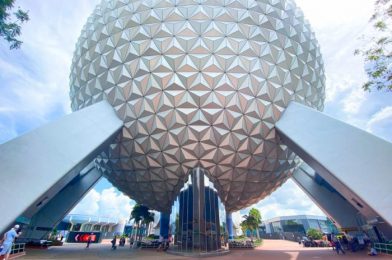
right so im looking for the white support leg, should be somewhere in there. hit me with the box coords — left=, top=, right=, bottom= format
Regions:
left=0, top=101, right=123, bottom=232
left=276, top=102, right=392, bottom=227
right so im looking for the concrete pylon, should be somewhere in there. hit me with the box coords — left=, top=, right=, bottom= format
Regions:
left=292, top=164, right=360, bottom=229
left=19, top=163, right=102, bottom=241
left=226, top=212, right=234, bottom=240
left=276, top=102, right=392, bottom=233
left=0, top=101, right=123, bottom=233
left=159, top=212, right=170, bottom=239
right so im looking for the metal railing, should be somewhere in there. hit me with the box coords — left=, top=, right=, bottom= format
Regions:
left=374, top=243, right=392, bottom=255
left=10, top=243, right=26, bottom=257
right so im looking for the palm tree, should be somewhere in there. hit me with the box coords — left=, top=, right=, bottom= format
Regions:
left=130, top=204, right=153, bottom=242
left=130, top=204, right=143, bottom=242
left=249, top=208, right=262, bottom=239
left=142, top=211, right=155, bottom=236
left=240, top=220, right=248, bottom=236
left=241, top=214, right=258, bottom=239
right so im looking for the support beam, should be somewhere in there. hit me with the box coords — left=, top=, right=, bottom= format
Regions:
left=226, top=212, right=234, bottom=240
left=160, top=212, right=170, bottom=239
left=0, top=101, right=123, bottom=233
left=20, top=163, right=102, bottom=241
left=292, top=164, right=360, bottom=229
left=191, top=167, right=206, bottom=248
left=276, top=102, right=392, bottom=227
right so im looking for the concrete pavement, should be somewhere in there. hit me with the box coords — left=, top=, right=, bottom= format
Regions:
left=20, top=239, right=390, bottom=259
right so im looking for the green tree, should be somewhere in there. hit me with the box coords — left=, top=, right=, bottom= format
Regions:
left=0, top=0, right=29, bottom=49
left=130, top=204, right=154, bottom=242
left=355, top=0, right=391, bottom=91
left=142, top=210, right=155, bottom=236
left=220, top=221, right=226, bottom=234
left=307, top=228, right=322, bottom=240
left=240, top=219, right=249, bottom=236
left=249, top=208, right=262, bottom=239
left=240, top=214, right=258, bottom=239
left=174, top=213, right=180, bottom=243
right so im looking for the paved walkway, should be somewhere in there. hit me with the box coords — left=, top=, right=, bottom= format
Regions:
left=20, top=239, right=390, bottom=259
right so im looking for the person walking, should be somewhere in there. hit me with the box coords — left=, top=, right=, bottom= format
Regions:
left=111, top=236, right=117, bottom=250
left=0, top=225, right=22, bottom=260
left=156, top=235, right=163, bottom=251
left=86, top=233, right=93, bottom=248
left=163, top=237, right=169, bottom=251
left=368, top=246, right=378, bottom=256
left=334, top=237, right=345, bottom=255
left=119, top=237, right=125, bottom=247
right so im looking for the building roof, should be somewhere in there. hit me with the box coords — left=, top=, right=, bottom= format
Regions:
left=263, top=215, right=328, bottom=224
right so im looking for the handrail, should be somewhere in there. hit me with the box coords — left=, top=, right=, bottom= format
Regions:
left=10, top=243, right=26, bottom=256
left=373, top=242, right=392, bottom=255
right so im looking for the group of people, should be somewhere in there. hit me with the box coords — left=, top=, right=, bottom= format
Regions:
left=331, top=233, right=378, bottom=256
left=110, top=236, right=126, bottom=250
left=331, top=235, right=346, bottom=254
left=107, top=235, right=171, bottom=251
left=156, top=235, right=170, bottom=251
left=0, top=225, right=22, bottom=260
left=0, top=224, right=383, bottom=258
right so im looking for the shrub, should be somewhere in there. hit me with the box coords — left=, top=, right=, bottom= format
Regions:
left=307, top=228, right=322, bottom=240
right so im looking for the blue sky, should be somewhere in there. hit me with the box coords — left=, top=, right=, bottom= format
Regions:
left=1, top=0, right=391, bottom=223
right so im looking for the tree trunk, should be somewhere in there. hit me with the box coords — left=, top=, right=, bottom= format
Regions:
left=146, top=222, right=150, bottom=236
left=148, top=222, right=152, bottom=236
left=137, top=223, right=140, bottom=242
left=136, top=225, right=139, bottom=241
left=256, top=227, right=260, bottom=240
left=132, top=225, right=136, bottom=241
left=138, top=221, right=142, bottom=241
left=132, top=222, right=141, bottom=248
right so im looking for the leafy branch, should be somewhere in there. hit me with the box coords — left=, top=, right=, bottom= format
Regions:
left=355, top=0, right=392, bottom=91
left=0, top=0, right=29, bottom=49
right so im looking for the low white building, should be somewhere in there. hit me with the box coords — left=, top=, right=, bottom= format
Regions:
left=58, top=214, right=125, bottom=239
left=262, top=215, right=338, bottom=235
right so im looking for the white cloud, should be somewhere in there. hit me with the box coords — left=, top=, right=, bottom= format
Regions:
left=99, top=188, right=135, bottom=218
left=295, top=0, right=372, bottom=120
left=240, top=179, right=324, bottom=221
left=324, top=75, right=356, bottom=104
left=0, top=0, right=99, bottom=142
left=71, top=187, right=135, bottom=221
left=366, top=106, right=392, bottom=142
left=295, top=0, right=373, bottom=31
left=341, top=87, right=366, bottom=115
left=0, top=58, right=62, bottom=118
left=71, top=189, right=100, bottom=216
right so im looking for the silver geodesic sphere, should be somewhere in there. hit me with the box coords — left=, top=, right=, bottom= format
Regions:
left=70, top=0, right=325, bottom=212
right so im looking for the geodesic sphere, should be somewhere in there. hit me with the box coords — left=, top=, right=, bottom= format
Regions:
left=70, top=0, right=325, bottom=212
